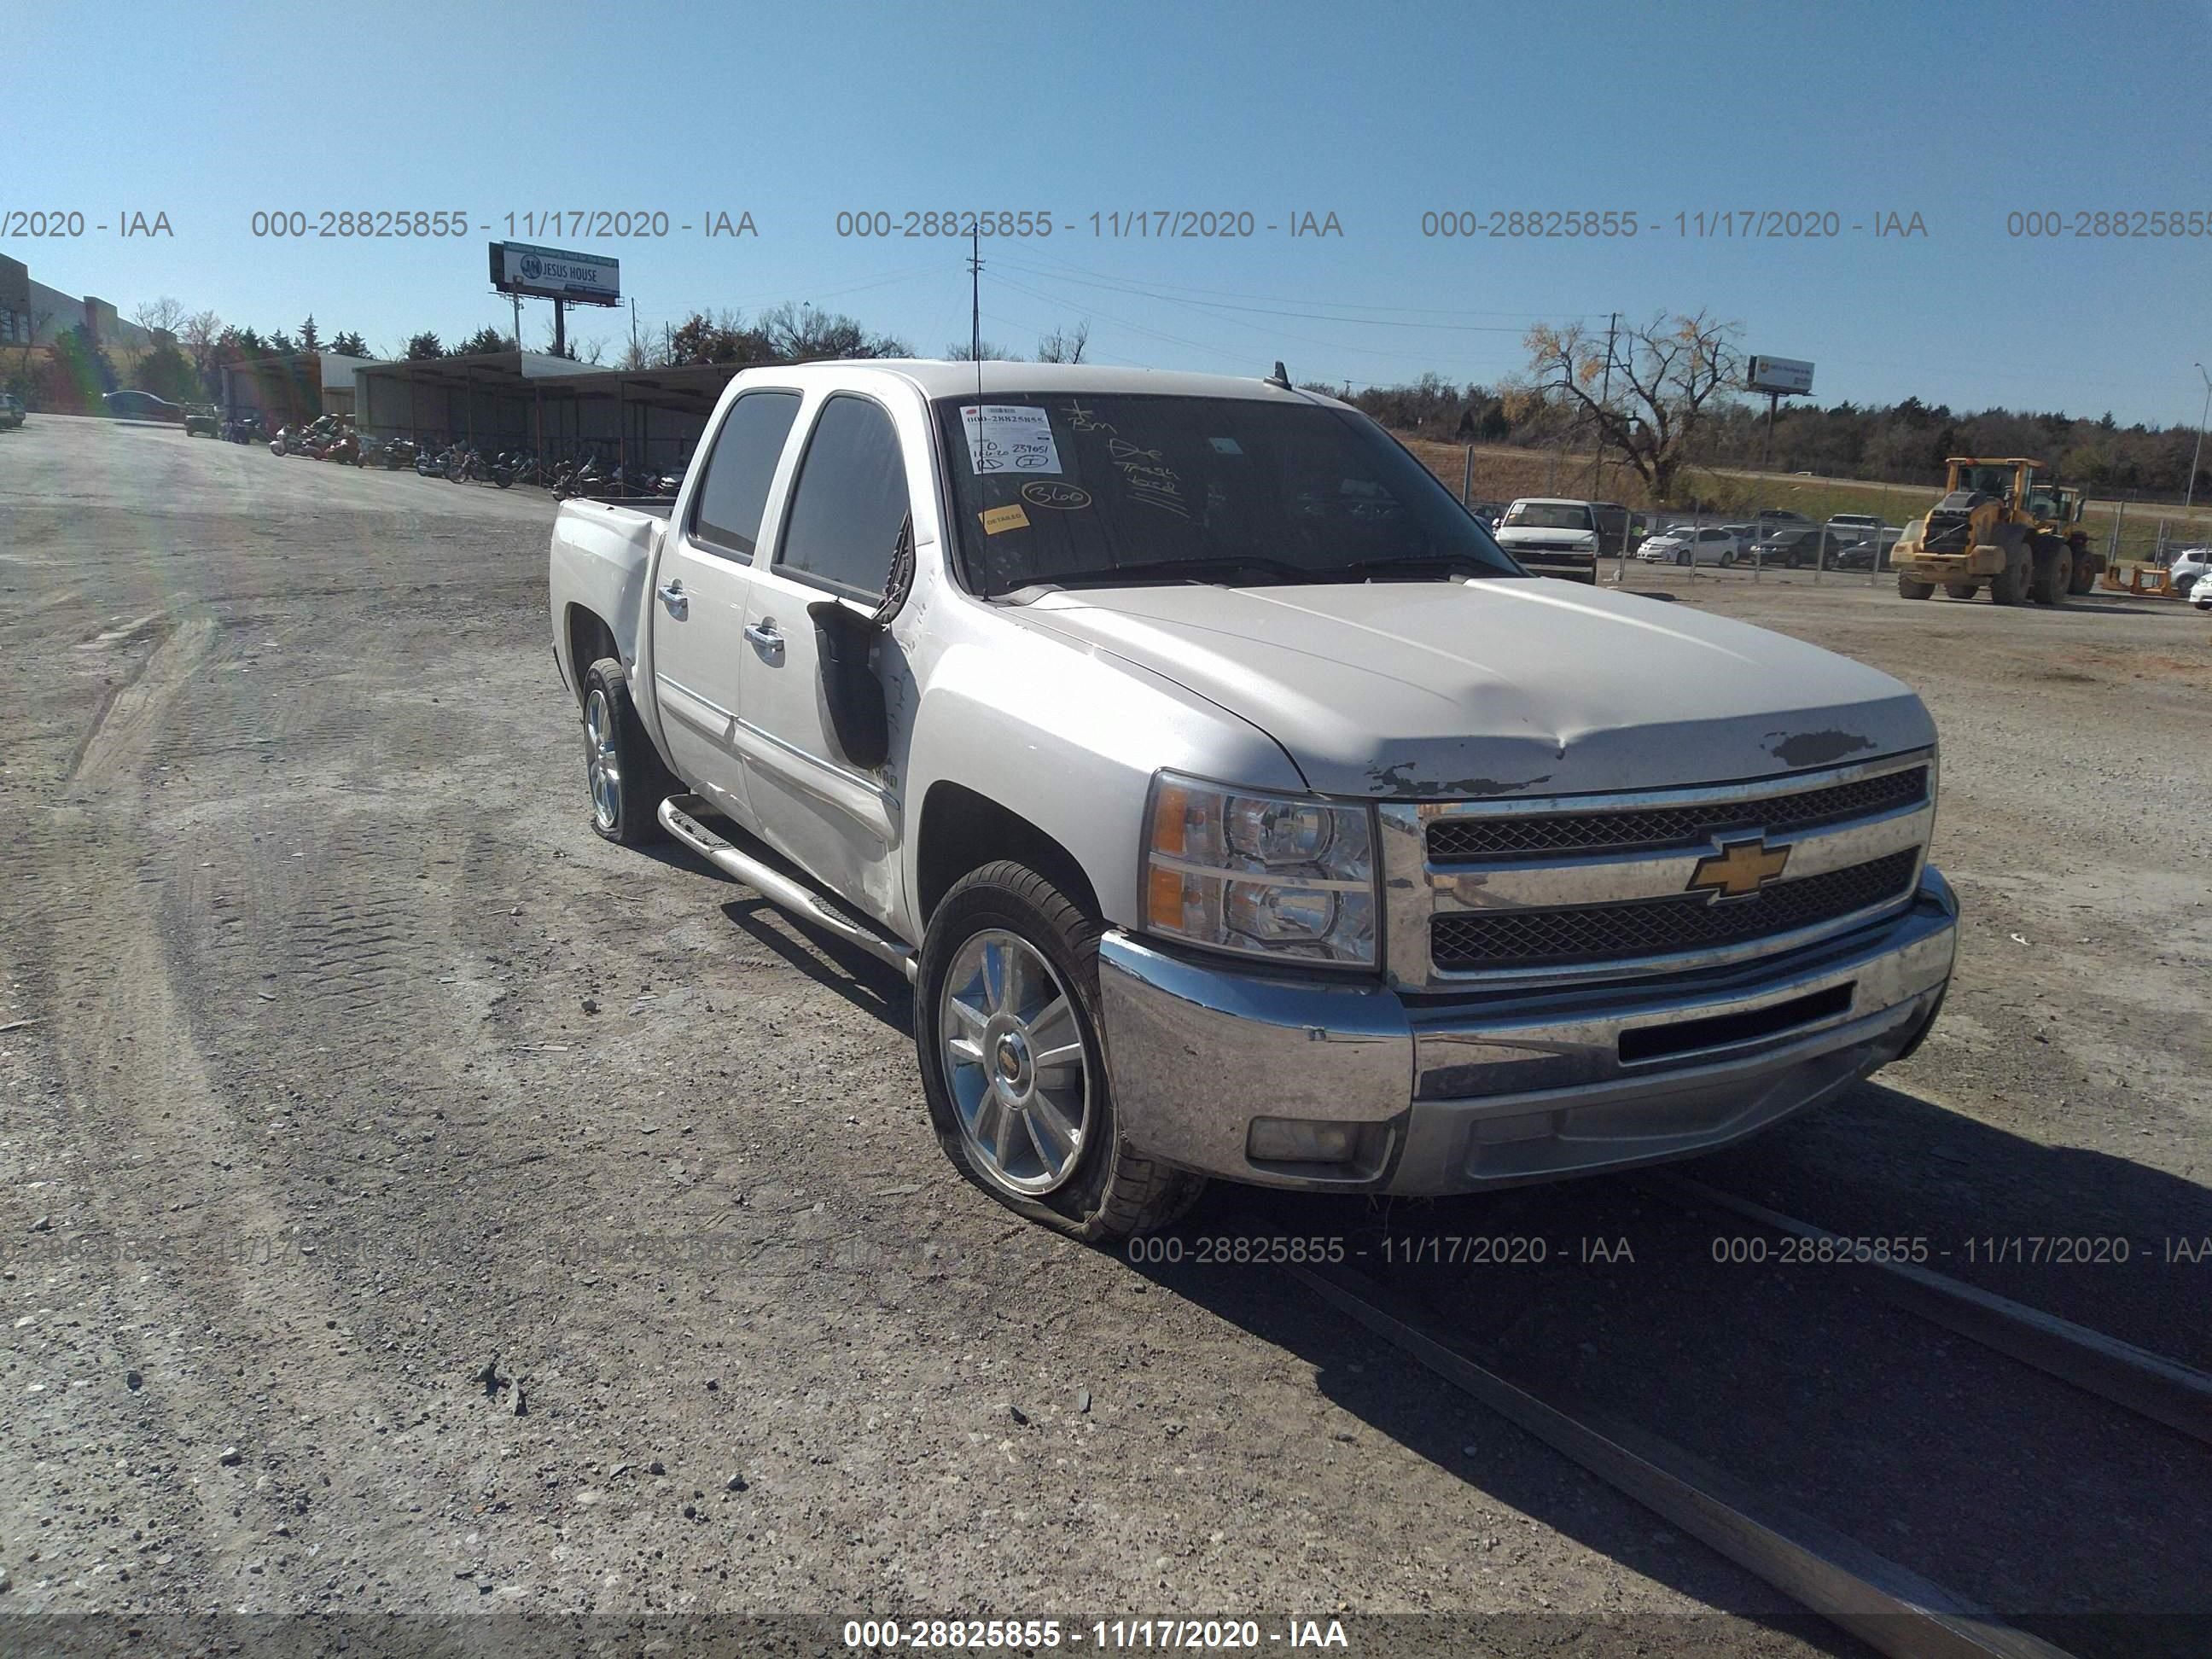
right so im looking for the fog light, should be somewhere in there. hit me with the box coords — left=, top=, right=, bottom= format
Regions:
left=1248, top=1116, right=1363, bottom=1166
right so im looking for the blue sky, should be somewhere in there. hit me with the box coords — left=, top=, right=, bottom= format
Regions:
left=15, top=0, right=2212, bottom=425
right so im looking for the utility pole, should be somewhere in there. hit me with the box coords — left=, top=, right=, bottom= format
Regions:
left=969, top=226, right=982, bottom=362
left=2186, top=363, right=2212, bottom=517
left=1591, top=311, right=1617, bottom=494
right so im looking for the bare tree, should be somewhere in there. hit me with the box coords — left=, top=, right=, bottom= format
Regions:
left=946, top=339, right=1020, bottom=361
left=131, top=296, right=185, bottom=338
left=760, top=301, right=908, bottom=361
left=1034, top=320, right=1090, bottom=364
left=179, top=309, right=224, bottom=378
left=1513, top=311, right=1742, bottom=504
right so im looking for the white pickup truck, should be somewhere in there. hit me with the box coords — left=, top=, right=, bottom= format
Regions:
left=548, top=362, right=1957, bottom=1239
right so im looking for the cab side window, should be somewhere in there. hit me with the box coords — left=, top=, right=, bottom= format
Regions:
left=691, top=391, right=803, bottom=558
left=776, top=395, right=911, bottom=602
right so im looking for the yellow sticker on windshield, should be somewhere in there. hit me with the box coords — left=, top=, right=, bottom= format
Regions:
left=981, top=504, right=1030, bottom=535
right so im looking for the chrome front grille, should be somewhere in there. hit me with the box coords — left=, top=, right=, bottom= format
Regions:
left=1427, top=765, right=1928, bottom=864
left=1377, top=750, right=1936, bottom=989
left=1429, top=849, right=1920, bottom=972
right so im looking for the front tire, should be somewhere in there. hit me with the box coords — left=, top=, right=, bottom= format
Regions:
left=917, top=862, right=1204, bottom=1242
left=1989, top=544, right=2033, bottom=606
left=1897, top=572, right=1936, bottom=599
left=579, top=657, right=672, bottom=846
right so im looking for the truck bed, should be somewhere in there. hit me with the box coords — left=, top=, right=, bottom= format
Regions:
left=549, top=498, right=668, bottom=696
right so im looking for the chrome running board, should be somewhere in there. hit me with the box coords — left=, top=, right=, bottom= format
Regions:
left=657, top=795, right=917, bottom=982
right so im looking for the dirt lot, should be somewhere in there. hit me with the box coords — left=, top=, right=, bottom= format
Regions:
left=2, top=417, right=2207, bottom=1653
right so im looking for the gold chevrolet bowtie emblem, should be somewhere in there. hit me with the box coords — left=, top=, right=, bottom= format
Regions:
left=1688, top=837, right=1790, bottom=899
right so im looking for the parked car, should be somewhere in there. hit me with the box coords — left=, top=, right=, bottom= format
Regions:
left=103, top=389, right=185, bottom=422
left=0, top=393, right=24, bottom=430
left=1831, top=536, right=1882, bottom=572
left=546, top=362, right=1955, bottom=1240
left=1827, top=514, right=1905, bottom=562
left=1490, top=498, right=1633, bottom=584
left=1639, top=524, right=1743, bottom=566
left=182, top=403, right=222, bottom=438
left=1749, top=508, right=1814, bottom=528
left=2167, top=547, right=2210, bottom=597
left=1747, top=526, right=1837, bottom=568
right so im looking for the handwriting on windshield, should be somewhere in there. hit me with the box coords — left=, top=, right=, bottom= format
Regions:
left=1108, top=437, right=1187, bottom=519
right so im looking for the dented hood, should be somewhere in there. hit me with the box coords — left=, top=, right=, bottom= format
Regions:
left=1024, top=578, right=1933, bottom=798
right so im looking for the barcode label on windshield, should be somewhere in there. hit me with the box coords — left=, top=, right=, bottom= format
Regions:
left=959, top=405, right=1062, bottom=475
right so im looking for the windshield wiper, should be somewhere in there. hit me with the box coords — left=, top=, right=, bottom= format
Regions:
left=1051, top=556, right=1315, bottom=589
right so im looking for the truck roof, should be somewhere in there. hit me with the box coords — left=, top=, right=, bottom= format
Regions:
left=735, top=358, right=1345, bottom=406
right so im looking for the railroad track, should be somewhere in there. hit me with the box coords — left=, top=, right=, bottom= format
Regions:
left=1231, top=1180, right=2212, bottom=1659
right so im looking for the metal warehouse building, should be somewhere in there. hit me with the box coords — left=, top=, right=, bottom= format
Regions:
left=352, top=352, right=745, bottom=472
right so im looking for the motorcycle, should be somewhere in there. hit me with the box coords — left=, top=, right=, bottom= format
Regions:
left=223, top=412, right=265, bottom=445
left=416, top=442, right=455, bottom=478
left=380, top=437, right=419, bottom=471
left=292, top=415, right=345, bottom=459
left=324, top=431, right=361, bottom=466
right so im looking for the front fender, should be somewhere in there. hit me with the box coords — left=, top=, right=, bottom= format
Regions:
left=901, top=621, right=1302, bottom=937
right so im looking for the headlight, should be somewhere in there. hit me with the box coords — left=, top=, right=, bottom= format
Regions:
left=1142, top=771, right=1377, bottom=965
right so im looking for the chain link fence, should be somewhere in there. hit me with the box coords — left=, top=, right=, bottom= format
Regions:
left=1429, top=441, right=2212, bottom=595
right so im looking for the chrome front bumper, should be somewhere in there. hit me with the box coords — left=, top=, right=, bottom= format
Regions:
left=1096, top=869, right=1957, bottom=1194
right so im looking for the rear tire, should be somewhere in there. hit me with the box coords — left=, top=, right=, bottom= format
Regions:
left=2029, top=538, right=2071, bottom=606
left=1897, top=572, right=1936, bottom=599
left=580, top=657, right=673, bottom=846
left=2068, top=546, right=2101, bottom=594
left=917, top=861, right=1206, bottom=1242
left=1942, top=580, right=1980, bottom=600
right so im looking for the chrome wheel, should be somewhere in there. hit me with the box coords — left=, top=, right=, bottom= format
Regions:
left=940, top=928, right=1091, bottom=1196
left=583, top=688, right=620, bottom=830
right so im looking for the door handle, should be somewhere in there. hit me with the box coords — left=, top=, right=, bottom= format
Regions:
left=657, top=580, right=689, bottom=620
left=744, top=618, right=783, bottom=658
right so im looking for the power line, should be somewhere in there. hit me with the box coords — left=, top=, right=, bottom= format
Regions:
left=991, top=267, right=1533, bottom=371
left=1008, top=248, right=1604, bottom=321
left=995, top=254, right=1566, bottom=334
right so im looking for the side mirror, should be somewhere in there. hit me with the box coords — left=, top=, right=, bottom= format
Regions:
left=808, top=601, right=890, bottom=771
left=806, top=515, right=914, bottom=772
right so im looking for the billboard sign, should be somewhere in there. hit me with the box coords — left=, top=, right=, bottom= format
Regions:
left=1746, top=355, right=1814, bottom=396
left=489, top=242, right=620, bottom=306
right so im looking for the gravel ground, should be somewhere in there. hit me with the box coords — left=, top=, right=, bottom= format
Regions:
left=1, top=417, right=2206, bottom=1654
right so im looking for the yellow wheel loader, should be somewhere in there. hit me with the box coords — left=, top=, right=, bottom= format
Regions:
left=1890, top=457, right=2100, bottom=606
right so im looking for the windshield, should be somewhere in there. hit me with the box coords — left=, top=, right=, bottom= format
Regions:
left=1501, top=503, right=1592, bottom=531
left=932, top=393, right=1521, bottom=595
